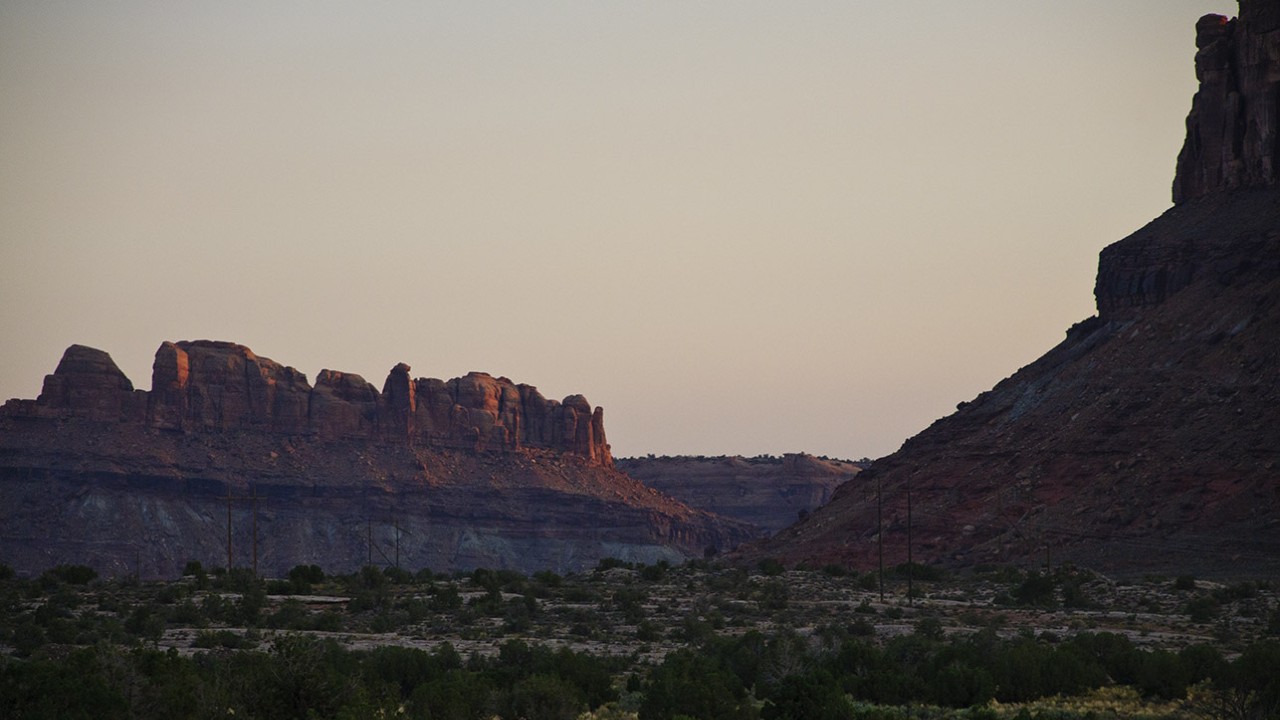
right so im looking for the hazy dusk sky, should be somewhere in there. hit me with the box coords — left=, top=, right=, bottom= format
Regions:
left=0, top=1, right=1238, bottom=460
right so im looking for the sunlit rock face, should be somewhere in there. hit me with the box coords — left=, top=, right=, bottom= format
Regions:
left=747, top=3, right=1280, bottom=577
left=16, top=339, right=611, bottom=464
left=0, top=341, right=750, bottom=576
left=1174, top=2, right=1280, bottom=203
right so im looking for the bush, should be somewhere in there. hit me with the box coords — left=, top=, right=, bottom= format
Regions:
left=192, top=629, right=256, bottom=649
left=288, top=563, right=325, bottom=585
left=383, top=566, right=413, bottom=585
left=533, top=570, right=563, bottom=588
left=44, top=564, right=98, bottom=585
left=1012, top=572, right=1056, bottom=607
left=758, top=558, right=785, bottom=577
left=892, top=562, right=947, bottom=582
left=1186, top=595, right=1219, bottom=623
left=636, top=620, right=662, bottom=641
left=1173, top=575, right=1197, bottom=591
left=640, top=562, right=669, bottom=582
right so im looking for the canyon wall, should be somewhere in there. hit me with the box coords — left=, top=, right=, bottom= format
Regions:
left=0, top=342, right=753, bottom=576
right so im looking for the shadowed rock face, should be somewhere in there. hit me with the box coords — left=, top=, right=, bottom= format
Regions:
left=750, top=188, right=1280, bottom=578
left=747, top=4, right=1280, bottom=578
left=0, top=342, right=751, bottom=576
left=1173, top=1, right=1280, bottom=203
left=616, top=454, right=863, bottom=535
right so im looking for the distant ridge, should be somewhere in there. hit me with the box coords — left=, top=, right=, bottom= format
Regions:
left=617, top=454, right=864, bottom=535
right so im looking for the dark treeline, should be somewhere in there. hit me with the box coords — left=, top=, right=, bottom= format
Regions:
left=642, top=628, right=1280, bottom=720
left=2, top=637, right=619, bottom=720
left=4, top=626, right=1279, bottom=719
left=2, top=560, right=1279, bottom=719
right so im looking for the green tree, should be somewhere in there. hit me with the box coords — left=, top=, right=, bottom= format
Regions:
left=640, top=649, right=758, bottom=720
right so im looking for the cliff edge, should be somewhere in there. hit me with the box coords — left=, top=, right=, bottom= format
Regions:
left=748, top=2, right=1280, bottom=577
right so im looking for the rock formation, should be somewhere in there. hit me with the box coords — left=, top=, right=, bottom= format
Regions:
left=14, top=339, right=611, bottom=464
left=616, top=454, right=863, bottom=535
left=1173, top=1, right=1280, bottom=203
left=748, top=2, right=1280, bottom=577
left=0, top=342, right=750, bottom=577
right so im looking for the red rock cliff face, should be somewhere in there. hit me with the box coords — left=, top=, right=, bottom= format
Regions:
left=12, top=340, right=612, bottom=466
left=0, top=343, right=744, bottom=576
left=1173, top=1, right=1280, bottom=203
left=747, top=4, right=1280, bottom=577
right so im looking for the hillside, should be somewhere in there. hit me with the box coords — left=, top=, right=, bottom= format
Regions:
left=749, top=2, right=1280, bottom=577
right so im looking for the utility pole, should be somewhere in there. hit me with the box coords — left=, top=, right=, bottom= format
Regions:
left=251, top=485, right=259, bottom=577
left=906, top=476, right=914, bottom=607
left=224, top=493, right=233, bottom=572
left=877, top=474, right=884, bottom=603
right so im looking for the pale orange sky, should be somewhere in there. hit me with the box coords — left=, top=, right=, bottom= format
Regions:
left=0, top=1, right=1239, bottom=459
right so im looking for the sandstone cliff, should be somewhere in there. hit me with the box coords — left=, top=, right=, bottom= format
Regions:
left=616, top=454, right=863, bottom=535
left=0, top=342, right=750, bottom=576
left=15, top=340, right=610, bottom=464
left=749, top=3, right=1280, bottom=577
left=1174, top=1, right=1280, bottom=203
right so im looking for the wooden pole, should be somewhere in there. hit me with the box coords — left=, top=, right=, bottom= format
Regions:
left=225, top=494, right=233, bottom=571
left=251, top=486, right=259, bottom=577
left=906, top=477, right=913, bottom=607
left=877, top=475, right=884, bottom=603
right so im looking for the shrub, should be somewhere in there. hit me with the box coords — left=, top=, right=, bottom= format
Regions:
left=1012, top=572, right=1057, bottom=607
left=636, top=620, right=662, bottom=641
left=44, top=564, right=98, bottom=585
left=383, top=566, right=413, bottom=585
left=640, top=562, right=669, bottom=582
left=758, top=558, right=786, bottom=577
left=1186, top=595, right=1219, bottom=623
left=892, top=562, right=947, bottom=582
left=288, top=563, right=325, bottom=585
left=533, top=570, right=562, bottom=588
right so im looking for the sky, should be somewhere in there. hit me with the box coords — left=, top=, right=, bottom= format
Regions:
left=0, top=1, right=1240, bottom=460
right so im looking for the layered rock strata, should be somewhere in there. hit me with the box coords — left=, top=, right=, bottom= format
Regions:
left=1173, top=0, right=1280, bottom=203
left=12, top=340, right=610, bottom=464
left=617, top=454, right=863, bottom=535
left=749, top=3, right=1280, bottom=577
left=0, top=342, right=751, bottom=576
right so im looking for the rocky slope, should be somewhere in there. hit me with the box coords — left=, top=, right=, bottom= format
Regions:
left=616, top=454, right=863, bottom=535
left=749, top=2, right=1280, bottom=578
left=0, top=341, right=751, bottom=577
